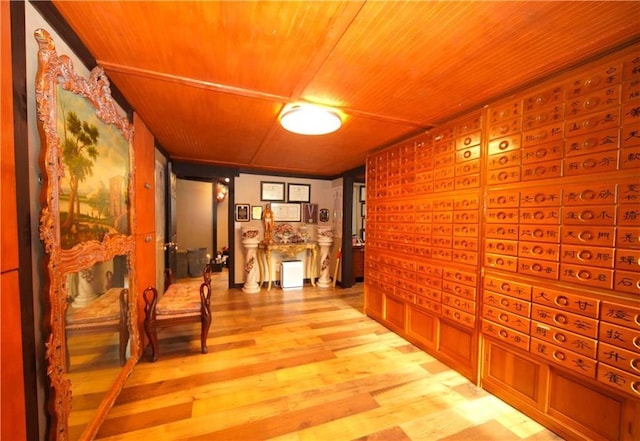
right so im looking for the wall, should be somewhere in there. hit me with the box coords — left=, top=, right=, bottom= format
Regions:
left=176, top=179, right=214, bottom=256
left=233, top=173, right=334, bottom=284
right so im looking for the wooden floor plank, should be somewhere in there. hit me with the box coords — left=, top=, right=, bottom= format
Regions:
left=92, top=272, right=563, bottom=441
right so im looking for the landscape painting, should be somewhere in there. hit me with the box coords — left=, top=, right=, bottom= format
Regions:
left=56, top=86, right=130, bottom=249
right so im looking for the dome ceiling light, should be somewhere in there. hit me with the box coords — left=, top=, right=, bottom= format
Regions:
left=279, top=103, right=342, bottom=135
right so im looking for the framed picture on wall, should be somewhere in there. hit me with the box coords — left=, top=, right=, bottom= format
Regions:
left=361, top=203, right=366, bottom=217
left=270, top=203, right=301, bottom=222
left=251, top=205, right=263, bottom=220
left=319, top=208, right=330, bottom=222
left=287, top=183, right=311, bottom=202
left=235, top=204, right=250, bottom=222
left=302, top=203, right=318, bottom=224
left=359, top=186, right=366, bottom=202
left=260, top=181, right=285, bottom=201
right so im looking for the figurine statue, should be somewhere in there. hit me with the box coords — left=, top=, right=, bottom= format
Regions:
left=262, top=203, right=274, bottom=243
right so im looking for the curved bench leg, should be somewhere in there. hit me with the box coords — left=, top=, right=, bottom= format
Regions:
left=201, top=312, right=212, bottom=354
left=144, top=319, right=159, bottom=362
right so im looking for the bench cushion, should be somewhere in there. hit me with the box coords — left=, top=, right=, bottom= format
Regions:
left=157, top=280, right=203, bottom=315
left=66, top=288, right=122, bottom=325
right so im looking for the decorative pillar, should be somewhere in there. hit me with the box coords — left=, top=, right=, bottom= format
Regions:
left=72, top=268, right=98, bottom=307
left=316, top=226, right=334, bottom=288
left=241, top=226, right=261, bottom=293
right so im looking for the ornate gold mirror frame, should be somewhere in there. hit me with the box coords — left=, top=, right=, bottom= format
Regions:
left=34, top=28, right=140, bottom=440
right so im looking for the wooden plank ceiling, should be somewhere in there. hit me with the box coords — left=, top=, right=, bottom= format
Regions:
left=52, top=1, right=640, bottom=177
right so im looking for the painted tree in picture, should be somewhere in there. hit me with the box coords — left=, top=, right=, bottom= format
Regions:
left=57, top=87, right=130, bottom=249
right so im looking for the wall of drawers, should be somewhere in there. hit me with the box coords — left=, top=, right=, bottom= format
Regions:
left=364, top=43, right=640, bottom=440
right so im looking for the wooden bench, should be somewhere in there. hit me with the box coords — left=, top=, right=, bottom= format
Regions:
left=142, top=265, right=213, bottom=362
left=65, top=288, right=129, bottom=369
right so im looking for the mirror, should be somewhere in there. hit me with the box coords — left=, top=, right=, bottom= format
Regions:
left=34, top=29, right=140, bottom=440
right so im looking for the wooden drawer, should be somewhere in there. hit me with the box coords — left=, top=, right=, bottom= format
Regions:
left=489, top=100, right=522, bottom=123
left=415, top=294, right=442, bottom=316
left=433, top=178, right=454, bottom=193
left=531, top=304, right=598, bottom=338
left=616, top=227, right=640, bottom=249
left=453, top=210, right=479, bottom=224
left=620, top=122, right=640, bottom=149
left=453, top=194, right=480, bottom=210
left=442, top=304, right=475, bottom=329
left=456, top=131, right=482, bottom=150
left=600, top=300, right=640, bottom=331
left=431, top=247, right=453, bottom=261
left=531, top=286, right=600, bottom=319
left=415, top=284, right=442, bottom=302
left=486, top=190, right=520, bottom=208
left=453, top=224, right=480, bottom=237
left=442, top=292, right=476, bottom=314
left=563, top=182, right=617, bottom=206
left=524, top=84, right=565, bottom=113
left=485, top=252, right=518, bottom=273
left=487, top=166, right=521, bottom=185
left=521, top=160, right=562, bottom=181
left=433, top=139, right=456, bottom=156
left=432, top=236, right=453, bottom=248
left=566, top=85, right=621, bottom=119
left=488, top=117, right=522, bottom=139
left=483, top=304, right=531, bottom=334
left=618, top=180, right=640, bottom=204
left=567, top=63, right=623, bottom=99
left=520, top=187, right=562, bottom=207
left=523, top=122, right=563, bottom=147
left=559, top=263, right=614, bottom=290
left=487, top=151, right=521, bottom=170
left=565, top=127, right=619, bottom=158
left=452, top=237, right=478, bottom=251
left=485, top=224, right=518, bottom=240
left=456, top=145, right=480, bottom=162
left=455, top=159, right=480, bottom=176
left=455, top=114, right=483, bottom=135
left=530, top=337, right=597, bottom=378
left=562, top=226, right=615, bottom=247
left=596, top=363, right=640, bottom=399
left=519, top=207, right=561, bottom=224
left=616, top=245, right=640, bottom=273
left=617, top=204, right=640, bottom=226
left=523, top=105, right=564, bottom=130
left=488, top=135, right=521, bottom=155
left=443, top=267, right=478, bottom=286
left=598, top=342, right=640, bottom=376
left=531, top=320, right=598, bottom=358
left=622, top=101, right=640, bottom=125
left=561, top=244, right=615, bottom=269
left=486, top=208, right=519, bottom=224
left=564, top=150, right=619, bottom=177
left=614, top=270, right=640, bottom=295
left=432, top=211, right=453, bottom=224
left=483, top=275, right=532, bottom=300
left=518, top=241, right=560, bottom=261
left=620, top=145, right=640, bottom=170
left=442, top=280, right=477, bottom=300
left=562, top=205, right=616, bottom=226
left=483, top=289, right=531, bottom=317
left=521, top=141, right=564, bottom=164
left=518, top=225, right=561, bottom=243
left=599, top=321, right=640, bottom=353
left=565, top=108, right=620, bottom=138
left=433, top=162, right=455, bottom=178
left=454, top=174, right=480, bottom=190
left=518, top=258, right=560, bottom=280
left=483, top=319, right=530, bottom=351
left=485, top=239, right=518, bottom=256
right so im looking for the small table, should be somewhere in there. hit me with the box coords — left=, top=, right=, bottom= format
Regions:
left=257, top=241, right=319, bottom=290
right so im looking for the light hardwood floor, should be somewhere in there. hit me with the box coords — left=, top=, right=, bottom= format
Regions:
left=92, top=271, right=563, bottom=440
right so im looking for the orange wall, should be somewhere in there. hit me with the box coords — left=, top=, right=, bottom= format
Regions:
left=1, top=1, right=28, bottom=439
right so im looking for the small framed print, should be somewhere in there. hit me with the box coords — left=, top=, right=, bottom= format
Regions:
left=302, top=203, right=318, bottom=224
left=287, top=183, right=311, bottom=202
left=359, top=186, right=366, bottom=202
left=361, top=203, right=366, bottom=217
left=260, top=181, right=285, bottom=201
left=235, top=204, right=250, bottom=222
left=251, top=205, right=263, bottom=220
left=319, top=208, right=330, bottom=222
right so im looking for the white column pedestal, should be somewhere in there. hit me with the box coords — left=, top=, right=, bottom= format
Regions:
left=242, top=227, right=261, bottom=293
left=316, top=238, right=334, bottom=288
